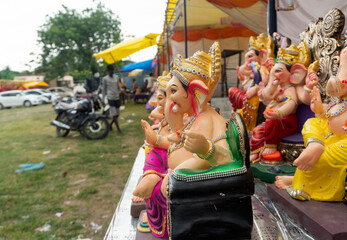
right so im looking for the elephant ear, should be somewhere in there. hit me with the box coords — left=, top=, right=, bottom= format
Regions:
left=188, top=80, right=209, bottom=116
left=258, top=49, right=268, bottom=66
left=290, top=63, right=307, bottom=84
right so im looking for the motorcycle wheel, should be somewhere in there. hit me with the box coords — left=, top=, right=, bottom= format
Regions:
left=82, top=118, right=109, bottom=140
left=56, top=112, right=70, bottom=137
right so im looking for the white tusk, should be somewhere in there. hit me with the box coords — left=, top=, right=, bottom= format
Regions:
left=172, top=104, right=178, bottom=112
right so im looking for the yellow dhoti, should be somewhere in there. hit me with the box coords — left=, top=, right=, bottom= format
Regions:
left=291, top=118, right=347, bottom=201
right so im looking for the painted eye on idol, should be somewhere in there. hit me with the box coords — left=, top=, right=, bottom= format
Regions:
left=170, top=88, right=177, bottom=94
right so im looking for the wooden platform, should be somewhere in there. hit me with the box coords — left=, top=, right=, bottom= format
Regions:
left=267, top=184, right=347, bottom=240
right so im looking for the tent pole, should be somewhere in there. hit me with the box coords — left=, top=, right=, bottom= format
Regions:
left=165, top=6, right=171, bottom=71
left=109, top=53, right=120, bottom=72
left=166, top=27, right=170, bottom=71
left=183, top=0, right=188, bottom=58
left=268, top=0, right=277, bottom=36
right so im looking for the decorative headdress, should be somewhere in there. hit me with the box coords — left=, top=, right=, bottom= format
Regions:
left=277, top=42, right=311, bottom=68
left=157, top=71, right=171, bottom=92
left=171, top=41, right=221, bottom=100
left=249, top=33, right=275, bottom=58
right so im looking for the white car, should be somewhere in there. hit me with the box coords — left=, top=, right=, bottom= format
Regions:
left=23, top=89, right=59, bottom=104
left=0, top=90, right=42, bottom=109
left=48, top=87, right=74, bottom=99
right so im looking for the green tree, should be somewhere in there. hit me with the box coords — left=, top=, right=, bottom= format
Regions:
left=0, top=66, right=20, bottom=80
left=36, top=3, right=123, bottom=81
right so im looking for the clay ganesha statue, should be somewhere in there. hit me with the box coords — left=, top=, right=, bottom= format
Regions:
left=276, top=46, right=347, bottom=201
left=132, top=71, right=173, bottom=235
left=250, top=42, right=315, bottom=163
left=138, top=42, right=240, bottom=238
left=229, top=33, right=274, bottom=133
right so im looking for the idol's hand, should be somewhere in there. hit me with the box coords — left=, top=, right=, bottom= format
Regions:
left=264, top=110, right=280, bottom=119
left=245, top=87, right=257, bottom=99
left=183, top=130, right=209, bottom=156
left=265, top=58, right=275, bottom=71
left=310, top=87, right=324, bottom=114
left=305, top=71, right=318, bottom=89
left=141, top=120, right=157, bottom=146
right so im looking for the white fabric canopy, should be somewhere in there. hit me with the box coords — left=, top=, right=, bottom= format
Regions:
left=208, top=1, right=268, bottom=34
left=173, top=0, right=235, bottom=29
left=277, top=0, right=347, bottom=44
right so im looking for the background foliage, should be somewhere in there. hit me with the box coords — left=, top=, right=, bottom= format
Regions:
left=0, top=67, right=20, bottom=80
left=36, top=2, right=127, bottom=81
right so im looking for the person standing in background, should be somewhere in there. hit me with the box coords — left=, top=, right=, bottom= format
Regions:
left=148, top=72, right=156, bottom=94
left=84, top=68, right=101, bottom=94
left=102, top=64, right=123, bottom=134
left=143, top=79, right=148, bottom=93
left=119, top=78, right=127, bottom=104
left=132, top=78, right=138, bottom=99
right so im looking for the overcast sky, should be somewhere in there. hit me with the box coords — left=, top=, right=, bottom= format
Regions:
left=0, top=0, right=166, bottom=72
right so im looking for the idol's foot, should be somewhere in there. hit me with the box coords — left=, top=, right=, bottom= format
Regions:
left=132, top=196, right=144, bottom=203
left=137, top=212, right=150, bottom=233
left=274, top=176, right=293, bottom=189
left=141, top=211, right=148, bottom=223
left=132, top=174, right=161, bottom=199
left=293, top=143, right=324, bottom=171
left=250, top=152, right=260, bottom=163
left=261, top=147, right=277, bottom=156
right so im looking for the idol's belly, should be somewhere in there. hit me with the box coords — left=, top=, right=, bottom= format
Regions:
left=327, top=104, right=347, bottom=134
left=168, top=147, right=193, bottom=170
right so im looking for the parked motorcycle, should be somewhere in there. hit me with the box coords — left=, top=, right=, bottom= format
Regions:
left=51, top=94, right=110, bottom=140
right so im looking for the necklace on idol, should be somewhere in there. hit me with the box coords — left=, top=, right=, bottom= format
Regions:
left=167, top=115, right=196, bottom=156
left=326, top=96, right=347, bottom=120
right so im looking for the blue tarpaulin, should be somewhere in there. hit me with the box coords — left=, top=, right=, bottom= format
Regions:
left=121, top=59, right=154, bottom=72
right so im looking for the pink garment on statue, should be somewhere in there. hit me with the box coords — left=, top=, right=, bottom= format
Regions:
left=143, top=147, right=168, bottom=175
left=146, top=179, right=168, bottom=237
left=143, top=148, right=169, bottom=238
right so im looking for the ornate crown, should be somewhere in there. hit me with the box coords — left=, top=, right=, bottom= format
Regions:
left=249, top=33, right=275, bottom=58
left=157, top=71, right=171, bottom=91
left=171, top=42, right=221, bottom=99
left=277, top=42, right=311, bottom=68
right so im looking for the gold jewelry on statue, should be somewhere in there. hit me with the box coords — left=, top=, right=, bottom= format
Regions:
left=167, top=115, right=196, bottom=156
left=197, top=138, right=215, bottom=160
left=306, top=137, right=324, bottom=148
left=326, top=98, right=347, bottom=120
left=275, top=109, right=283, bottom=119
left=277, top=42, right=311, bottom=68
left=304, top=85, right=313, bottom=92
left=171, top=42, right=221, bottom=101
left=212, top=134, right=227, bottom=143
left=143, top=170, right=166, bottom=178
left=241, top=78, right=251, bottom=86
left=155, top=135, right=162, bottom=146
left=308, top=60, right=319, bottom=73
left=157, top=71, right=171, bottom=92
left=315, top=110, right=326, bottom=119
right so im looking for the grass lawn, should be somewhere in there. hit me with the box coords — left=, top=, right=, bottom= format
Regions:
left=0, top=102, right=148, bottom=239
